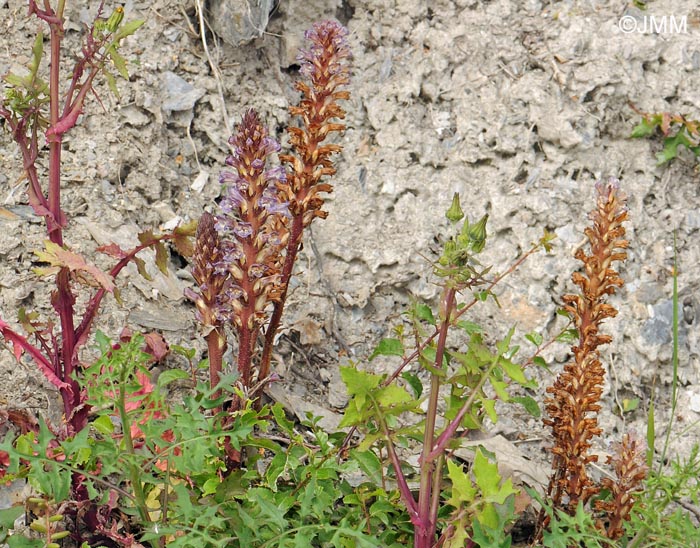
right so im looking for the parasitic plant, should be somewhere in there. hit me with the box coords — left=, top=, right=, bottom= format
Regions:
left=594, top=432, right=649, bottom=539
left=216, top=109, right=289, bottom=399
left=541, top=177, right=647, bottom=538
left=190, top=20, right=351, bottom=406
left=185, top=211, right=230, bottom=397
left=259, top=19, right=352, bottom=383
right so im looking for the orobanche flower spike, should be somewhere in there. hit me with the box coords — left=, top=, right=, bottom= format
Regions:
left=216, top=109, right=290, bottom=392
left=542, top=178, right=644, bottom=536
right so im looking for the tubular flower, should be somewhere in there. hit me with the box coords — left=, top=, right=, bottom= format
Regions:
left=185, top=211, right=229, bottom=327
left=543, top=178, right=629, bottom=514
left=279, top=19, right=352, bottom=226
left=594, top=432, right=649, bottom=539
left=217, top=109, right=289, bottom=388
left=218, top=109, right=290, bottom=331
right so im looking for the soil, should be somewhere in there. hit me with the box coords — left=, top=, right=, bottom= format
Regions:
left=1, top=0, right=699, bottom=539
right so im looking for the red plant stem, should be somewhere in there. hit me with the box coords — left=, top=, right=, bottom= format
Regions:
left=415, top=287, right=455, bottom=548
left=42, top=3, right=84, bottom=427
left=206, top=327, right=226, bottom=399
left=427, top=354, right=498, bottom=462
left=339, top=242, right=542, bottom=455
left=259, top=213, right=305, bottom=383
left=377, top=403, right=422, bottom=529
left=237, top=322, right=253, bottom=391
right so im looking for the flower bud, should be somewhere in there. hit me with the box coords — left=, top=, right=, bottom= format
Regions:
left=445, top=193, right=464, bottom=223
left=467, top=214, right=488, bottom=253
left=106, top=6, right=125, bottom=32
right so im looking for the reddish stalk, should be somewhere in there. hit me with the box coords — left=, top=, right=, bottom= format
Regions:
left=415, top=287, right=456, bottom=548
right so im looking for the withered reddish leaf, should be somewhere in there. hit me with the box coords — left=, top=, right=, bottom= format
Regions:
left=144, top=332, right=168, bottom=362
left=172, top=220, right=197, bottom=257
left=98, top=242, right=128, bottom=259
left=138, top=229, right=159, bottom=247
left=12, top=340, right=22, bottom=362
left=34, top=241, right=115, bottom=292
left=154, top=241, right=168, bottom=275
left=133, top=255, right=152, bottom=281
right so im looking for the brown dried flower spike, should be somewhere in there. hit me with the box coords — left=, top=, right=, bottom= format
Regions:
left=544, top=177, right=629, bottom=514
left=595, top=432, right=649, bottom=539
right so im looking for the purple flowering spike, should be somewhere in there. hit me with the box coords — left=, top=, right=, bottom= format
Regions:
left=215, top=109, right=290, bottom=388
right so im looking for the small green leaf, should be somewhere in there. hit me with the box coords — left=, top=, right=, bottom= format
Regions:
left=500, top=357, right=528, bottom=386
left=513, top=395, right=541, bottom=417
left=202, top=477, right=219, bottom=496
left=456, top=320, right=483, bottom=335
left=107, top=46, right=129, bottom=79
left=340, top=366, right=382, bottom=395
left=525, top=331, right=543, bottom=347
left=112, top=19, right=145, bottom=42
left=154, top=241, right=168, bottom=275
left=401, top=371, right=423, bottom=398
left=532, top=356, right=547, bottom=368
left=272, top=402, right=295, bottom=435
left=376, top=384, right=412, bottom=408
left=622, top=397, right=640, bottom=413
left=0, top=506, right=25, bottom=530
left=369, top=338, right=404, bottom=361
left=350, top=450, right=383, bottom=486
left=156, top=368, right=189, bottom=388
left=92, top=414, right=115, bottom=435
left=414, top=303, right=436, bottom=325
left=446, top=458, right=477, bottom=506
left=171, top=344, right=196, bottom=360
left=555, top=329, right=578, bottom=344
left=133, top=255, right=152, bottom=281
left=473, top=448, right=516, bottom=504
left=630, top=117, right=657, bottom=138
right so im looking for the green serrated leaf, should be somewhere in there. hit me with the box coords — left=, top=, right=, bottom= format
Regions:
left=272, top=402, right=296, bottom=435
left=92, top=414, right=114, bottom=435
left=369, top=338, right=404, bottom=361
left=376, top=384, right=412, bottom=408
left=473, top=448, right=516, bottom=504
left=340, top=366, right=382, bottom=395
left=350, top=450, right=383, bottom=486
left=656, top=131, right=695, bottom=165
left=414, top=303, right=435, bottom=325
left=630, top=117, right=657, bottom=138
left=156, top=368, right=189, bottom=388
